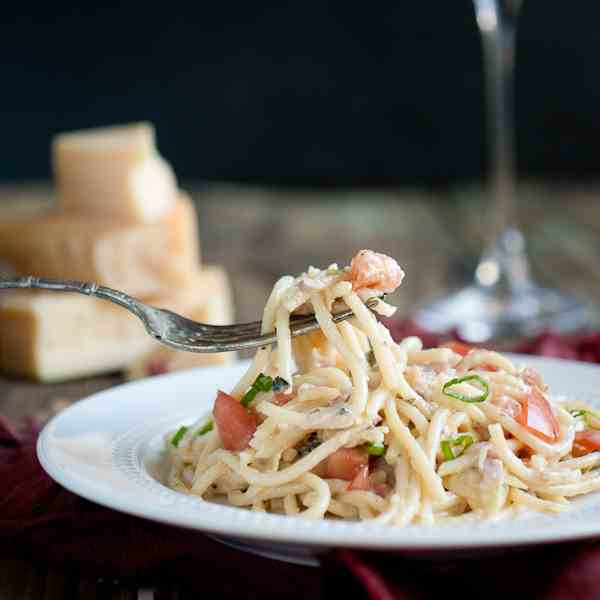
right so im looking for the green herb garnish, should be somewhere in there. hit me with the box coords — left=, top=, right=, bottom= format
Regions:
left=366, top=442, right=385, bottom=456
left=197, top=420, right=214, bottom=436
left=171, top=426, right=189, bottom=447
left=454, top=434, right=474, bottom=448
left=440, top=434, right=474, bottom=461
left=272, top=376, right=289, bottom=393
left=442, top=375, right=489, bottom=403
left=241, top=373, right=274, bottom=407
left=440, top=440, right=454, bottom=461
left=569, top=409, right=600, bottom=429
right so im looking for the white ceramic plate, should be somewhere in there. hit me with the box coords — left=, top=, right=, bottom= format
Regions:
left=38, top=356, right=600, bottom=564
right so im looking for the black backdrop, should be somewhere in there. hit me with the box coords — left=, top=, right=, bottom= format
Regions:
left=1, top=2, right=599, bottom=186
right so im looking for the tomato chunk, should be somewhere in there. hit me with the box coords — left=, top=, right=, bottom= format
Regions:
left=573, top=430, right=600, bottom=457
left=446, top=343, right=500, bottom=372
left=213, top=390, right=258, bottom=451
left=441, top=341, right=473, bottom=356
left=516, top=386, right=559, bottom=443
left=322, top=447, right=369, bottom=481
left=347, top=465, right=370, bottom=491
left=272, top=393, right=292, bottom=406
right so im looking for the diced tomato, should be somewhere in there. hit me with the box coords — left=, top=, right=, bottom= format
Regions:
left=272, top=393, right=291, bottom=406
left=322, top=447, right=369, bottom=481
left=348, top=465, right=370, bottom=491
left=517, top=445, right=534, bottom=460
left=447, top=343, right=499, bottom=372
left=572, top=442, right=590, bottom=458
left=573, top=430, right=600, bottom=457
left=441, top=341, right=473, bottom=356
left=515, top=386, right=559, bottom=443
left=311, top=460, right=328, bottom=478
left=213, top=390, right=258, bottom=451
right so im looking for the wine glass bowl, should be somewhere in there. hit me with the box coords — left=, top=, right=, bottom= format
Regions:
left=414, top=0, right=592, bottom=342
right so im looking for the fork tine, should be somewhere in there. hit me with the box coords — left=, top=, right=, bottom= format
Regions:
left=189, top=298, right=380, bottom=344
left=171, top=298, right=381, bottom=342
left=190, top=312, right=324, bottom=335
left=193, top=314, right=322, bottom=341
left=201, top=321, right=263, bottom=332
left=156, top=312, right=284, bottom=339
left=156, top=298, right=380, bottom=353
left=188, top=309, right=360, bottom=348
left=169, top=314, right=323, bottom=350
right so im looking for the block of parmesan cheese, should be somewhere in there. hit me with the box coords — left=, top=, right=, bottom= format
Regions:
left=0, top=193, right=199, bottom=297
left=52, top=122, right=177, bottom=222
left=126, top=266, right=236, bottom=380
left=0, top=266, right=235, bottom=382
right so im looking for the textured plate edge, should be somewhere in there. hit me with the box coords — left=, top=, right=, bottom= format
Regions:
left=36, top=356, right=600, bottom=551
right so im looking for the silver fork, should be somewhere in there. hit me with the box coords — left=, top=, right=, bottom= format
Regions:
left=0, top=276, right=380, bottom=353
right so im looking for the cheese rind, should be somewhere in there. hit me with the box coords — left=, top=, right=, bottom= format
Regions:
left=0, top=193, right=199, bottom=297
left=0, top=266, right=235, bottom=382
left=52, top=122, right=177, bottom=222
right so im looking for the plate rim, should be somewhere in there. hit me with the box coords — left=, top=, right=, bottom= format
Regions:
left=37, top=354, right=600, bottom=550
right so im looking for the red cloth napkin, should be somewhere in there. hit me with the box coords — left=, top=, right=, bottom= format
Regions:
left=388, top=319, right=600, bottom=364
left=3, top=322, right=600, bottom=599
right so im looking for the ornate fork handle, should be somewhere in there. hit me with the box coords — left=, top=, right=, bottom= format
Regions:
left=0, top=276, right=146, bottom=319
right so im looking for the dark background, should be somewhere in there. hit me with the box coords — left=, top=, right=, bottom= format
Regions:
left=1, top=2, right=599, bottom=186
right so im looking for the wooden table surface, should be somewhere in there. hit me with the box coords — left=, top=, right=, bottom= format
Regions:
left=2, top=181, right=600, bottom=598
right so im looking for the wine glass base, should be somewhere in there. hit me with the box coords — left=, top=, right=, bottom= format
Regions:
left=413, top=285, right=594, bottom=343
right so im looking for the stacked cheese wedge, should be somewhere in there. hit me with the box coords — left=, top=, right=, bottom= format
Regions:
left=0, top=123, right=235, bottom=382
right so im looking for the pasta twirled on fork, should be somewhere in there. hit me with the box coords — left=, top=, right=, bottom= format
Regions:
left=166, top=250, right=600, bottom=523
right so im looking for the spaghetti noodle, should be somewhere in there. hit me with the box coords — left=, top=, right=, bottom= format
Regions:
left=166, top=250, right=600, bottom=523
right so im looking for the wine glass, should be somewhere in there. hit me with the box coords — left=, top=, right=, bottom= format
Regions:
left=414, top=0, right=591, bottom=342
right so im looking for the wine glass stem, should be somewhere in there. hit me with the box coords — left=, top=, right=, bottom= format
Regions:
left=474, top=0, right=530, bottom=292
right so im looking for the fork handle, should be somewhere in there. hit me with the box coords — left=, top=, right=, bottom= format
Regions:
left=0, top=276, right=139, bottom=312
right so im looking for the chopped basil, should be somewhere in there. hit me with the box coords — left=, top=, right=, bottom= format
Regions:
left=241, top=373, right=274, bottom=407
left=570, top=410, right=586, bottom=418
left=197, top=420, right=214, bottom=436
left=366, top=442, right=385, bottom=456
left=454, top=434, right=474, bottom=449
left=442, top=375, right=489, bottom=403
left=440, top=434, right=474, bottom=461
left=440, top=440, right=454, bottom=461
left=254, top=373, right=273, bottom=391
left=171, top=426, right=189, bottom=447
left=272, top=376, right=289, bottom=392
left=240, top=389, right=257, bottom=407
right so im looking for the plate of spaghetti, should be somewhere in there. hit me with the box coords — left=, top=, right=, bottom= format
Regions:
left=38, top=250, right=600, bottom=561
